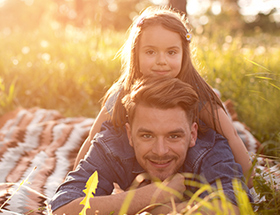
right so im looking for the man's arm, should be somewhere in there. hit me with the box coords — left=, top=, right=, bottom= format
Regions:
left=53, top=173, right=186, bottom=215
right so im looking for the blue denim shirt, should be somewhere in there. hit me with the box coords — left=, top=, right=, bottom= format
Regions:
left=49, top=121, right=252, bottom=211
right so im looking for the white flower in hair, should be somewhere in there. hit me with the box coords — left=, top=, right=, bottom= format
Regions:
left=186, top=33, right=192, bottom=42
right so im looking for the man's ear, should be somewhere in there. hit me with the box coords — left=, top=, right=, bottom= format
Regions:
left=189, top=122, right=198, bottom=148
left=125, top=122, right=134, bottom=147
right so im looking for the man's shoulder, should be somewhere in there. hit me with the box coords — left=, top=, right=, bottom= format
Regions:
left=93, top=121, right=135, bottom=159
left=185, top=128, right=231, bottom=171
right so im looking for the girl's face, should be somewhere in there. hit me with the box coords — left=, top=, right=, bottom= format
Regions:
left=138, top=24, right=183, bottom=78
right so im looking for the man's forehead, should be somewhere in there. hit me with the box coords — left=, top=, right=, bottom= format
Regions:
left=131, top=104, right=190, bottom=132
left=134, top=103, right=188, bottom=119
left=136, top=127, right=186, bottom=134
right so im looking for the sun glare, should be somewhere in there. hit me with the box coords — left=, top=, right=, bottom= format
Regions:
left=152, top=0, right=279, bottom=18
left=239, top=0, right=280, bottom=15
left=187, top=0, right=211, bottom=15
left=0, top=0, right=6, bottom=8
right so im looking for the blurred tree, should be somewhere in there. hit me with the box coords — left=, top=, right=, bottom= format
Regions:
left=244, top=8, right=279, bottom=33
left=0, top=0, right=50, bottom=31
left=222, top=0, right=242, bottom=31
left=168, top=0, right=187, bottom=14
left=207, top=0, right=279, bottom=34
left=54, top=0, right=152, bottom=30
left=75, top=0, right=84, bottom=27
left=209, top=0, right=243, bottom=34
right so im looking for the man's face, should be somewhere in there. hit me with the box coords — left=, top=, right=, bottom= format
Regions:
left=126, top=104, right=197, bottom=181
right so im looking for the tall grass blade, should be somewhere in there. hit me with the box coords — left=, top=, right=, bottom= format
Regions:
left=79, top=171, right=99, bottom=215
left=269, top=82, right=280, bottom=91
left=233, top=179, right=254, bottom=214
left=244, top=58, right=271, bottom=72
left=0, top=166, right=37, bottom=211
left=118, top=188, right=135, bottom=215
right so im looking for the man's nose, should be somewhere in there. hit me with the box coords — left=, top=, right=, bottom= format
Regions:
left=152, top=138, right=169, bottom=156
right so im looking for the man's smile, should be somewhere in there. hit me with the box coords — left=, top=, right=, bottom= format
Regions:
left=147, top=158, right=174, bottom=168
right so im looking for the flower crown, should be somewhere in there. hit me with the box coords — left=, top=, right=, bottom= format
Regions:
left=136, top=16, right=192, bottom=42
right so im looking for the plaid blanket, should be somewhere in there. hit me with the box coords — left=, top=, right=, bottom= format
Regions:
left=0, top=106, right=279, bottom=214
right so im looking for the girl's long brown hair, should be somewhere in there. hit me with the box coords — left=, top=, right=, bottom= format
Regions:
left=102, top=6, right=225, bottom=131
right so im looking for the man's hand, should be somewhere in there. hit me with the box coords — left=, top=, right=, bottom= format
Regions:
left=163, top=173, right=186, bottom=201
left=147, top=173, right=186, bottom=206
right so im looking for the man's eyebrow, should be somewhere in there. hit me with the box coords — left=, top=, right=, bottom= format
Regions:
left=168, top=129, right=185, bottom=134
left=137, top=128, right=152, bottom=133
left=137, top=128, right=186, bottom=134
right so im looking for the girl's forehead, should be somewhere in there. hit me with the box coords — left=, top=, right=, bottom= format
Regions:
left=140, top=24, right=181, bottom=41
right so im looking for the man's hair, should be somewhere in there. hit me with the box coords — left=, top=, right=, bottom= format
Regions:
left=122, top=76, right=199, bottom=125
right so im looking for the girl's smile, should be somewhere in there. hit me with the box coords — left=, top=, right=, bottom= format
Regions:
left=138, top=24, right=183, bottom=78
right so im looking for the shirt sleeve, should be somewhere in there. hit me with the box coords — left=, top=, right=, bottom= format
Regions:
left=49, top=122, right=132, bottom=211
left=197, top=133, right=253, bottom=205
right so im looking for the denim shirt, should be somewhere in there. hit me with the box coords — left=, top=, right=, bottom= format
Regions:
left=49, top=121, right=252, bottom=211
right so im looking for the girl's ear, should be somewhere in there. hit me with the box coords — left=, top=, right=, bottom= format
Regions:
left=189, top=122, right=198, bottom=148
left=125, top=123, right=134, bottom=147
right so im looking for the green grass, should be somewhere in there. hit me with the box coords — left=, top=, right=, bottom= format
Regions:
left=193, top=32, right=280, bottom=145
left=0, top=25, right=124, bottom=118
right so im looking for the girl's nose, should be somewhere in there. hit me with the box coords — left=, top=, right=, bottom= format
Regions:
left=156, top=53, right=167, bottom=65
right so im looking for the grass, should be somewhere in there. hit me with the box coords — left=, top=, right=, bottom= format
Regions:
left=192, top=32, right=280, bottom=144
left=1, top=163, right=278, bottom=214
left=0, top=24, right=123, bottom=118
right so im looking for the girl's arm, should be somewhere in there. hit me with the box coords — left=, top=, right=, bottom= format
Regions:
left=199, top=104, right=254, bottom=188
left=73, top=106, right=110, bottom=169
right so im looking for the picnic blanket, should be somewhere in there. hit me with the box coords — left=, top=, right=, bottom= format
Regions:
left=0, top=108, right=94, bottom=214
left=0, top=104, right=279, bottom=214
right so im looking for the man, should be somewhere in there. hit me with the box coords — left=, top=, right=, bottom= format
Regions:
left=50, top=77, right=252, bottom=214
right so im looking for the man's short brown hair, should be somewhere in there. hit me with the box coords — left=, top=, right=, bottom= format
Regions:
left=122, top=76, right=199, bottom=125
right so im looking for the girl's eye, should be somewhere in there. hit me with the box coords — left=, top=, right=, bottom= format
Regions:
left=146, top=50, right=155, bottom=55
left=168, top=50, right=176, bottom=55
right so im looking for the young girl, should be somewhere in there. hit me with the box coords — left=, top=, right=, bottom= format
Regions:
left=74, top=6, right=253, bottom=187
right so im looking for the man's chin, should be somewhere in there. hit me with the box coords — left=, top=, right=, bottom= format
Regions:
left=149, top=171, right=173, bottom=182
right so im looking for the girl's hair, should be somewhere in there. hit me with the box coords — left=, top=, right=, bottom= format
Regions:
left=102, top=6, right=225, bottom=131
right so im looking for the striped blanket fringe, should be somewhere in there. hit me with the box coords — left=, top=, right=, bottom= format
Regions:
left=0, top=107, right=94, bottom=214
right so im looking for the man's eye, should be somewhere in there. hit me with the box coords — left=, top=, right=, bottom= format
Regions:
left=142, top=134, right=152, bottom=139
left=169, top=135, right=179, bottom=139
